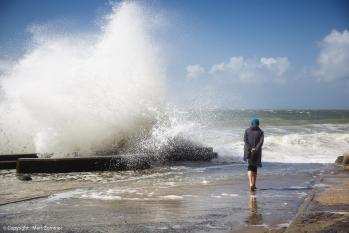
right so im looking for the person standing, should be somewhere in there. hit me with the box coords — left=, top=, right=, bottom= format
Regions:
left=244, top=117, right=264, bottom=191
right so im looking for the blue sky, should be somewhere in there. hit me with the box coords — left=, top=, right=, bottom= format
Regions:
left=1, top=0, right=349, bottom=109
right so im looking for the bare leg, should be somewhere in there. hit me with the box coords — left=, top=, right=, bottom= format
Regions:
left=252, top=172, right=257, bottom=190
left=247, top=171, right=253, bottom=191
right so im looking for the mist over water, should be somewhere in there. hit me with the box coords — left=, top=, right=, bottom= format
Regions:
left=0, top=2, right=167, bottom=156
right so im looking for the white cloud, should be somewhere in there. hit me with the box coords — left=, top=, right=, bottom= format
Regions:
left=186, top=64, right=205, bottom=79
left=0, top=59, right=15, bottom=75
left=209, top=56, right=290, bottom=83
left=313, top=30, right=349, bottom=81
left=260, top=57, right=290, bottom=76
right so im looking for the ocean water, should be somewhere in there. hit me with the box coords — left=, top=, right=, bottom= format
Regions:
left=175, top=109, right=349, bottom=163
left=0, top=2, right=347, bottom=231
left=2, top=108, right=343, bottom=231
left=0, top=1, right=347, bottom=164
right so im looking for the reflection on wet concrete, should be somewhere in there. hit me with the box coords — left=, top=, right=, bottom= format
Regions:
left=246, top=194, right=263, bottom=225
left=0, top=163, right=329, bottom=232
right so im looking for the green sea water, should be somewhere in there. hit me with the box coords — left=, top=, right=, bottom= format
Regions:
left=174, top=109, right=349, bottom=163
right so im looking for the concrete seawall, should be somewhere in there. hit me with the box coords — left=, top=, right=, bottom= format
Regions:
left=1, top=144, right=217, bottom=173
left=16, top=155, right=151, bottom=173
left=0, top=154, right=38, bottom=170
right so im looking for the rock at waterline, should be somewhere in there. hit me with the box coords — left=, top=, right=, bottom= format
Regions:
left=335, top=150, right=349, bottom=171
left=335, top=156, right=343, bottom=165
left=342, top=151, right=349, bottom=165
left=17, top=174, right=32, bottom=181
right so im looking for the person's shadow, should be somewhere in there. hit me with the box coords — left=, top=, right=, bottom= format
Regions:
left=245, top=194, right=263, bottom=225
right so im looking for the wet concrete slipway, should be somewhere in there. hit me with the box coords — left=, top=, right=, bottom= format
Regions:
left=0, top=162, right=333, bottom=233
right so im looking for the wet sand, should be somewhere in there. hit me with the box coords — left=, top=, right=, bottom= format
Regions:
left=0, top=162, right=334, bottom=232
